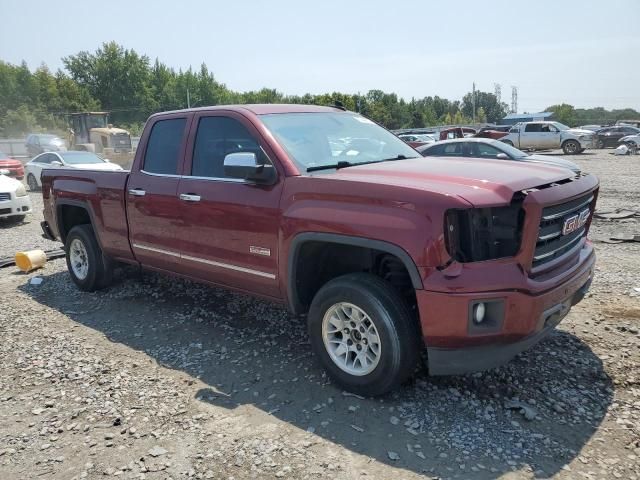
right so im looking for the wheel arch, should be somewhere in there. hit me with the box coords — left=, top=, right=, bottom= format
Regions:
left=287, top=232, right=423, bottom=314
left=55, top=199, right=101, bottom=248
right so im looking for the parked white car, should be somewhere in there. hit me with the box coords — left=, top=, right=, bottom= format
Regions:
left=619, top=133, right=640, bottom=148
left=500, top=121, right=594, bottom=154
left=0, top=170, right=32, bottom=222
left=24, top=151, right=123, bottom=190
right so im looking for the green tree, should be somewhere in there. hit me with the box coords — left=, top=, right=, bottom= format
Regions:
left=461, top=91, right=508, bottom=123
left=545, top=103, right=575, bottom=126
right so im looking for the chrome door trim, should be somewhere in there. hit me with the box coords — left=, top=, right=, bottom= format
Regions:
left=132, top=243, right=276, bottom=279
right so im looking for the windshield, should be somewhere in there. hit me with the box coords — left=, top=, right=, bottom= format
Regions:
left=260, top=112, right=418, bottom=172
left=551, top=122, right=570, bottom=131
left=495, top=141, right=529, bottom=159
left=60, top=152, right=105, bottom=165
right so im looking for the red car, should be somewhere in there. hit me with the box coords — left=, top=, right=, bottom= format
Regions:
left=0, top=150, right=25, bottom=180
left=40, top=104, right=598, bottom=396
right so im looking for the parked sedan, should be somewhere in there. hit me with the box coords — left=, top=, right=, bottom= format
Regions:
left=24, top=151, right=124, bottom=190
left=417, top=138, right=581, bottom=174
left=25, top=133, right=67, bottom=156
left=0, top=170, right=32, bottom=222
left=398, top=133, right=437, bottom=148
left=594, top=126, right=640, bottom=148
left=0, top=150, right=25, bottom=180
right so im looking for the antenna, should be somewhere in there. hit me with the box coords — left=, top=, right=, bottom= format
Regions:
left=494, top=83, right=502, bottom=104
left=511, top=86, right=518, bottom=114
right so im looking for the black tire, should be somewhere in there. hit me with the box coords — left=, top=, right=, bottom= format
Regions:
left=502, top=140, right=514, bottom=147
left=27, top=174, right=39, bottom=191
left=65, top=224, right=113, bottom=291
left=307, top=273, right=420, bottom=396
left=596, top=139, right=605, bottom=149
left=562, top=140, right=580, bottom=154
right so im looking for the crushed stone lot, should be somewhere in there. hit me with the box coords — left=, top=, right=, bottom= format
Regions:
left=0, top=150, right=638, bottom=480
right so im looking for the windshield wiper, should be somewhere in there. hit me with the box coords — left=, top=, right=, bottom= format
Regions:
left=306, top=155, right=418, bottom=173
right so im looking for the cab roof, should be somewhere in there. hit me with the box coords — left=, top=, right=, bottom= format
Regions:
left=151, top=104, right=346, bottom=118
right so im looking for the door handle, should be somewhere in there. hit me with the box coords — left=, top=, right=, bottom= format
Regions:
left=128, top=188, right=146, bottom=197
left=179, top=193, right=201, bottom=202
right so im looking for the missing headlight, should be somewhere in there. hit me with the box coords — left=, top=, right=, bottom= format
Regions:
left=445, top=200, right=524, bottom=262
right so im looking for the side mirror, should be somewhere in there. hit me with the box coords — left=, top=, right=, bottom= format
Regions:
left=496, top=153, right=509, bottom=159
left=223, top=152, right=276, bottom=184
left=51, top=160, right=63, bottom=166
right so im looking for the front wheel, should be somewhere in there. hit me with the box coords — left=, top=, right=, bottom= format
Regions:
left=65, top=224, right=113, bottom=291
left=307, top=273, right=420, bottom=396
left=562, top=140, right=581, bottom=154
left=27, top=174, right=39, bottom=191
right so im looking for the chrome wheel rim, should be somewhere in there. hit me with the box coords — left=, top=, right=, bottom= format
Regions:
left=566, top=142, right=578, bottom=153
left=69, top=238, right=89, bottom=280
left=322, top=302, right=381, bottom=376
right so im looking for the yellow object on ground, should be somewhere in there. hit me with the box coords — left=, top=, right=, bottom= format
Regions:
left=15, top=249, right=47, bottom=273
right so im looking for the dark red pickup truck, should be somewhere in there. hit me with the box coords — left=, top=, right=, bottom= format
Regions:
left=41, top=104, right=598, bottom=395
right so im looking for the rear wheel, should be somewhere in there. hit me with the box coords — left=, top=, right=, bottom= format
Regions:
left=596, top=139, right=605, bottom=149
left=65, top=224, right=113, bottom=291
left=27, top=174, right=39, bottom=191
left=307, top=273, right=419, bottom=396
left=562, top=140, right=580, bottom=154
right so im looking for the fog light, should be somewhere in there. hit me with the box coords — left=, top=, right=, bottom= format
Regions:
left=473, top=302, right=486, bottom=324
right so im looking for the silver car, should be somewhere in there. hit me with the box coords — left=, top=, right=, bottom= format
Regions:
left=417, top=138, right=581, bottom=174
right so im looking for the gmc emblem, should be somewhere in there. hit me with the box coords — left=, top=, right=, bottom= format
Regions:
left=562, top=208, right=590, bottom=235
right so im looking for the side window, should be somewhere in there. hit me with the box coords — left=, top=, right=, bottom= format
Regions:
left=143, top=118, right=187, bottom=175
left=37, top=154, right=50, bottom=164
left=191, top=116, right=268, bottom=178
left=525, top=124, right=542, bottom=133
left=476, top=143, right=501, bottom=157
left=442, top=144, right=461, bottom=155
left=424, top=144, right=444, bottom=156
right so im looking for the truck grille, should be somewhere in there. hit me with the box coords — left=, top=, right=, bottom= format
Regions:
left=0, top=192, right=11, bottom=201
left=533, top=193, right=594, bottom=267
left=112, top=133, right=131, bottom=151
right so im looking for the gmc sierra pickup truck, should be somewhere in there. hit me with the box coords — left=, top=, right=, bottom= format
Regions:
left=501, top=121, right=595, bottom=154
left=41, top=104, right=598, bottom=395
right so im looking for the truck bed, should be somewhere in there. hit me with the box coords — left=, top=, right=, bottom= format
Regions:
left=41, top=169, right=135, bottom=262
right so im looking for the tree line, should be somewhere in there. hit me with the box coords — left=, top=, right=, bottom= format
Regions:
left=1, top=42, right=638, bottom=137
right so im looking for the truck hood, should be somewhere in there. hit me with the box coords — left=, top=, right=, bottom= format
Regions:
left=328, top=157, right=575, bottom=206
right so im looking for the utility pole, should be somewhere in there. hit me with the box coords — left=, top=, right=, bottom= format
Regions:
left=187, top=88, right=191, bottom=108
left=472, top=82, right=476, bottom=123
left=511, top=86, right=518, bottom=114
left=494, top=83, right=502, bottom=104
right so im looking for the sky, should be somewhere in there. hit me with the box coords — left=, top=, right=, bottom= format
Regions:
left=1, top=0, right=639, bottom=112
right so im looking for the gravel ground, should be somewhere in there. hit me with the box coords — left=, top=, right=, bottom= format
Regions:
left=0, top=150, right=638, bottom=480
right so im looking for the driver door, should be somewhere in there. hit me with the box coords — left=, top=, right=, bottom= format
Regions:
left=174, top=111, right=283, bottom=298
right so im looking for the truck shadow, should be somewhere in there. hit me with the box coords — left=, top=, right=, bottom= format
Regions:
left=20, top=268, right=613, bottom=479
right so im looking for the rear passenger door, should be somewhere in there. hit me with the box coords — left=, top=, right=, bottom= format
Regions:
left=174, top=111, right=283, bottom=298
left=520, top=123, right=543, bottom=149
left=126, top=114, right=191, bottom=271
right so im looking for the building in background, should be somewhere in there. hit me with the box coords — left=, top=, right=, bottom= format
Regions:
left=501, top=112, right=555, bottom=126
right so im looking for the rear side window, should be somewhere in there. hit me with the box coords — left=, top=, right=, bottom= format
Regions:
left=423, top=144, right=445, bottom=156
left=143, top=118, right=186, bottom=175
left=191, top=116, right=268, bottom=178
left=525, top=124, right=542, bottom=133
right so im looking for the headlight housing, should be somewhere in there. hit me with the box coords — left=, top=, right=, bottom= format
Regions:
left=445, top=203, right=525, bottom=262
left=15, top=184, right=27, bottom=197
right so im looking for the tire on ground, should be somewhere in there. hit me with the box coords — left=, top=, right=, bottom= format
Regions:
left=307, top=272, right=420, bottom=396
left=562, top=140, right=581, bottom=154
left=27, top=174, right=39, bottom=191
left=65, top=224, right=113, bottom=291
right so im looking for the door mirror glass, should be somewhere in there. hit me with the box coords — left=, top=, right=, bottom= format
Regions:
left=51, top=160, right=63, bottom=166
left=224, top=152, right=276, bottom=184
left=496, top=153, right=509, bottom=159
